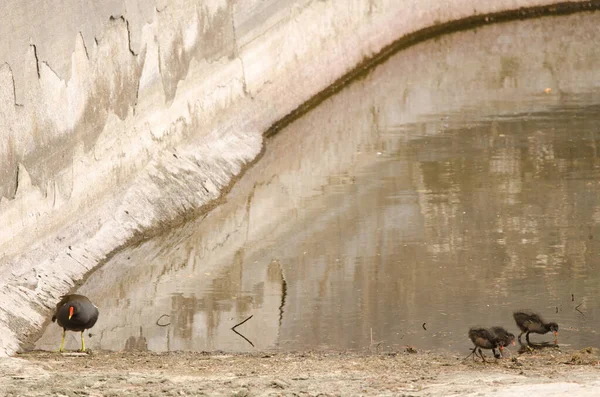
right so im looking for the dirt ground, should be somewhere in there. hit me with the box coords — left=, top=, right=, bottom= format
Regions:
left=0, top=347, right=599, bottom=397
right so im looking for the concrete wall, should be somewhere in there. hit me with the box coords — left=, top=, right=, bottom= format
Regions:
left=0, top=0, right=597, bottom=356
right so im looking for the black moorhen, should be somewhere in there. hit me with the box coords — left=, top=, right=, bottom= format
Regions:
left=513, top=310, right=558, bottom=344
left=490, top=326, right=516, bottom=356
left=52, top=294, right=99, bottom=352
left=466, top=327, right=504, bottom=362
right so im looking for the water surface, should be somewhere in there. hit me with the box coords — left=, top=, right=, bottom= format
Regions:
left=37, top=11, right=600, bottom=353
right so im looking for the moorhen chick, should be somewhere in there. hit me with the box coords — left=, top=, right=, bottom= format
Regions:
left=52, top=294, right=99, bottom=352
left=513, top=310, right=558, bottom=344
left=490, top=326, right=516, bottom=357
left=467, top=327, right=506, bottom=362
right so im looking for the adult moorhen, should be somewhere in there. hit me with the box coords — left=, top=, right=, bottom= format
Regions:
left=52, top=294, right=99, bottom=352
left=513, top=310, right=558, bottom=344
left=466, top=327, right=508, bottom=362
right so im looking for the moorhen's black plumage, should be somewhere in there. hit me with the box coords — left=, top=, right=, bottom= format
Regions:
left=513, top=310, right=558, bottom=344
left=467, top=327, right=505, bottom=362
left=52, top=294, right=99, bottom=352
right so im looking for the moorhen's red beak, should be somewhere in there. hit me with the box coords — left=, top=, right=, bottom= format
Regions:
left=554, top=331, right=558, bottom=337
left=499, top=345, right=504, bottom=352
left=68, top=306, right=74, bottom=320
left=512, top=340, right=516, bottom=346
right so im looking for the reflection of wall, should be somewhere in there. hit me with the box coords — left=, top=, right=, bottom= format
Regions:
left=257, top=10, right=600, bottom=346
left=219, top=12, right=600, bottom=350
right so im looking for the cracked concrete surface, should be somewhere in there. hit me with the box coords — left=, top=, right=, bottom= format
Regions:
left=1, top=0, right=599, bottom=356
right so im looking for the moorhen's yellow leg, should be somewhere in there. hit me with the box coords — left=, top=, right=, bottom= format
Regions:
left=59, top=329, right=66, bottom=352
left=80, top=331, right=86, bottom=352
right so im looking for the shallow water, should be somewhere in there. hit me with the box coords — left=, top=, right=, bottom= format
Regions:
left=38, top=11, right=600, bottom=353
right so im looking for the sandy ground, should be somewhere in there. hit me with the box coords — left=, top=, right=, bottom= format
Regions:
left=0, top=347, right=599, bottom=397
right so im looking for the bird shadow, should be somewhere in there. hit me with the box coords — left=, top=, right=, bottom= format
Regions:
left=517, top=340, right=559, bottom=354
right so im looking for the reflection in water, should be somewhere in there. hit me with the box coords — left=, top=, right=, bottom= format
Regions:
left=37, top=11, right=600, bottom=353
left=517, top=341, right=559, bottom=355
left=124, top=326, right=148, bottom=352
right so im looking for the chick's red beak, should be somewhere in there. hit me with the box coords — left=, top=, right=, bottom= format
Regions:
left=68, top=306, right=74, bottom=320
left=512, top=340, right=516, bottom=346
left=554, top=331, right=558, bottom=337
left=499, top=345, right=504, bottom=351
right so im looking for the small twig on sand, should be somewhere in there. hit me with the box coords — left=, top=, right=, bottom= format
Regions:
left=232, top=315, right=253, bottom=330
left=422, top=323, right=427, bottom=331
left=369, top=328, right=383, bottom=352
left=575, top=302, right=586, bottom=318
left=156, top=314, right=171, bottom=326
left=232, top=315, right=255, bottom=347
